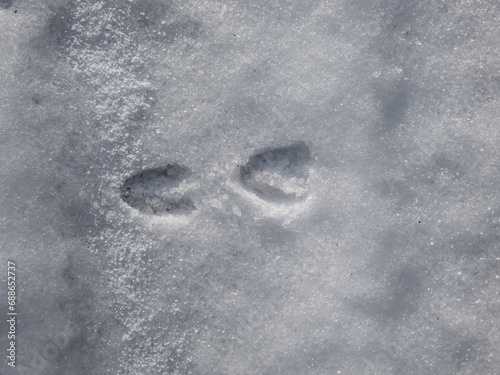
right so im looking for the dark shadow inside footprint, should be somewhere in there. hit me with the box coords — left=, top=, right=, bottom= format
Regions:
left=240, top=141, right=311, bottom=202
left=121, top=164, right=195, bottom=215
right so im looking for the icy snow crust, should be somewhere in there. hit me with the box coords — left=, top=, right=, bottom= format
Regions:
left=0, top=0, right=499, bottom=374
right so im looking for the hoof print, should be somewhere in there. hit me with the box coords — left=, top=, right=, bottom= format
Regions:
left=121, top=164, right=195, bottom=215
left=240, top=141, right=311, bottom=202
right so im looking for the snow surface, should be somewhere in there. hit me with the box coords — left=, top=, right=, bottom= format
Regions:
left=0, top=0, right=499, bottom=374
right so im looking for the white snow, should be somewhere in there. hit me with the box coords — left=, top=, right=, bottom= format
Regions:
left=1, top=0, right=499, bottom=374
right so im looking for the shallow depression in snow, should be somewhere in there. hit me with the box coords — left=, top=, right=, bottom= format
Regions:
left=121, top=164, right=195, bottom=216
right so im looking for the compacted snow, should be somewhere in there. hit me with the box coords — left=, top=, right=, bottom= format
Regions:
left=1, top=0, right=499, bottom=374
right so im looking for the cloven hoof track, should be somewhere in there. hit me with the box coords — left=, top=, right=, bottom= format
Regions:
left=121, top=164, right=195, bottom=215
left=240, top=141, right=312, bottom=202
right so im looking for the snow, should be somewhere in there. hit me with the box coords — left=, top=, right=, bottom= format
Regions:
left=0, top=0, right=499, bottom=374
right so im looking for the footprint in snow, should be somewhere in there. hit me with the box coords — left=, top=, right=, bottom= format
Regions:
left=240, top=141, right=312, bottom=203
left=121, top=164, right=195, bottom=216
